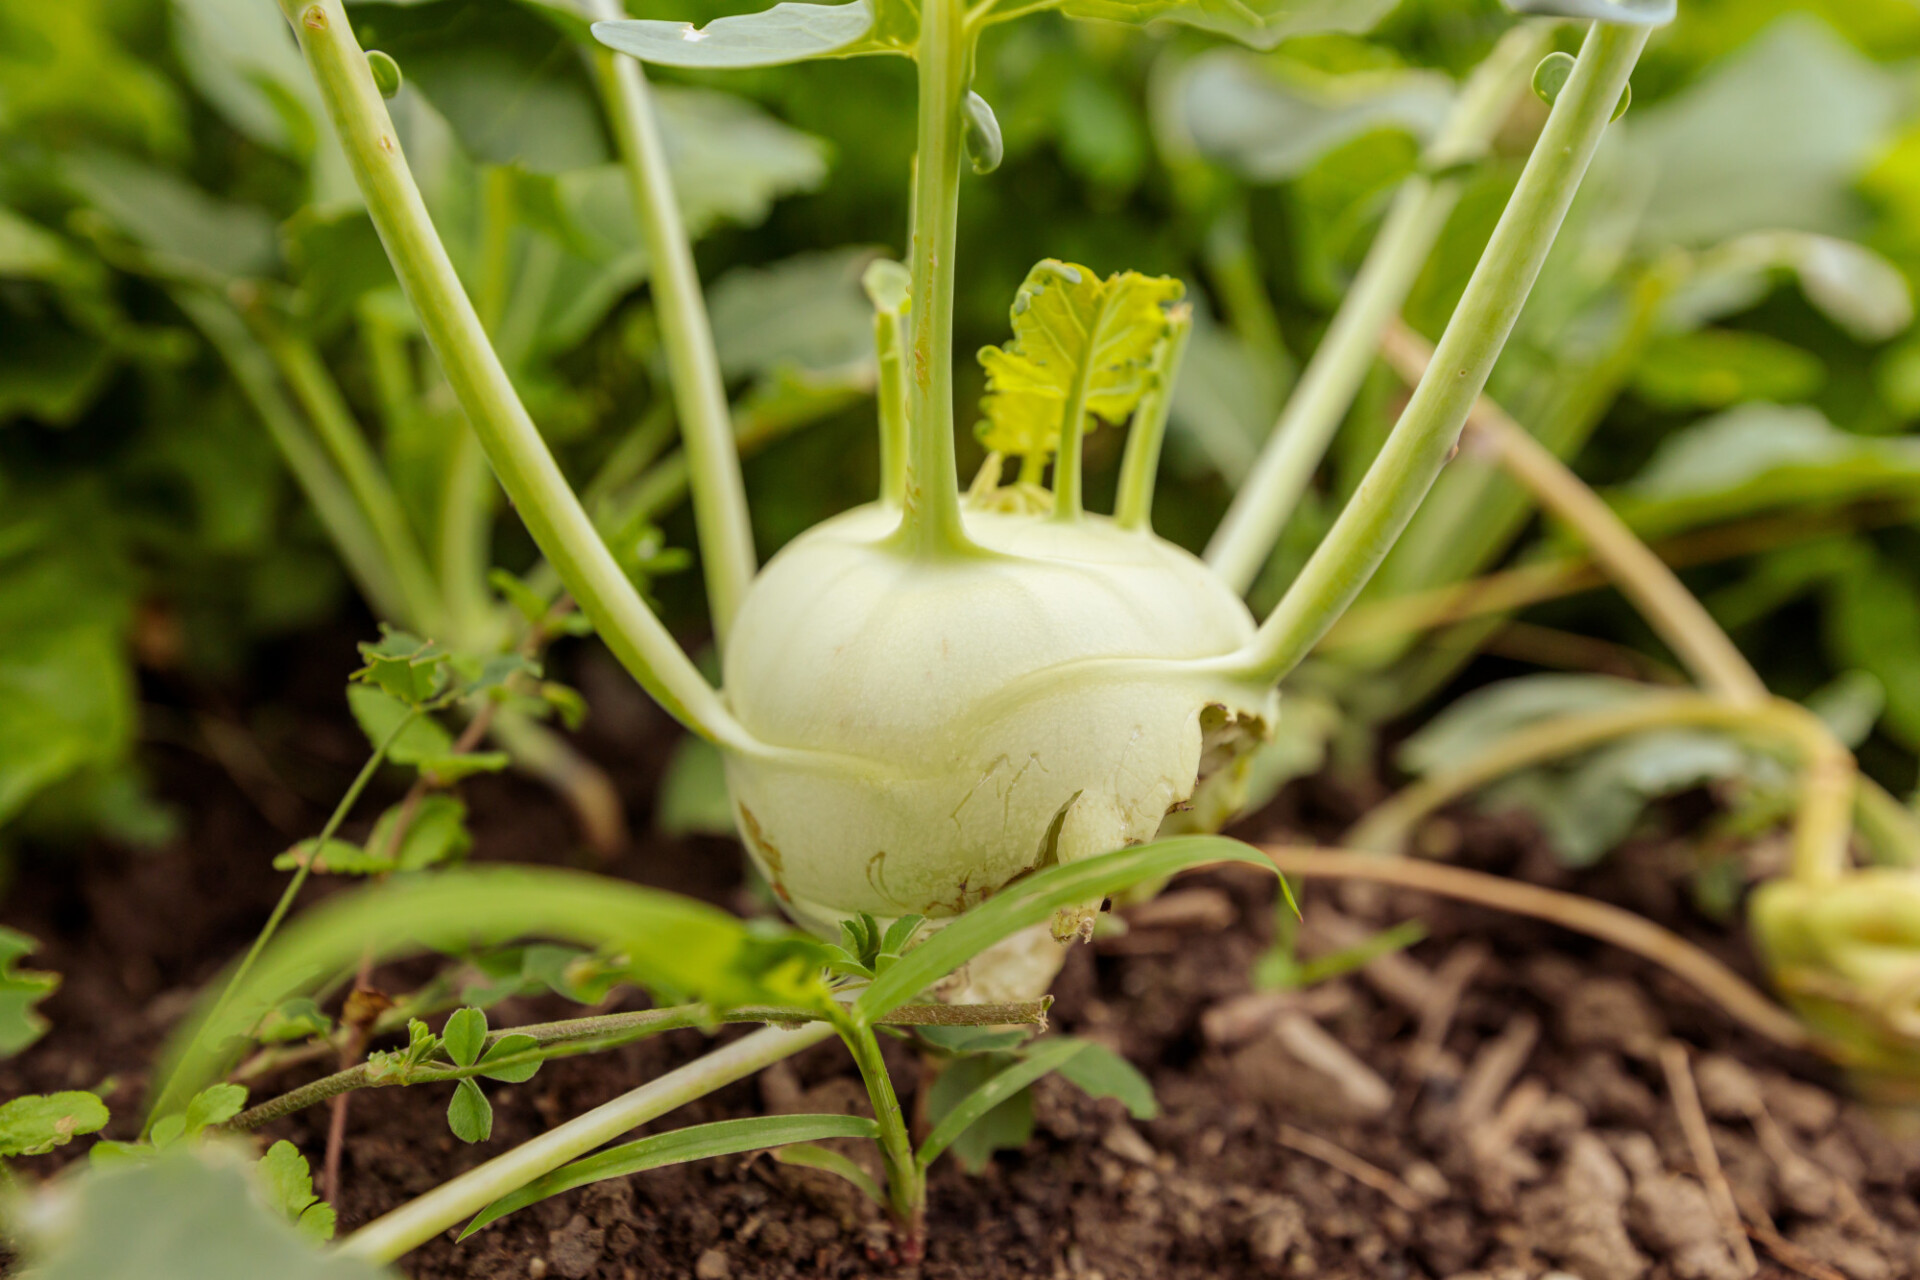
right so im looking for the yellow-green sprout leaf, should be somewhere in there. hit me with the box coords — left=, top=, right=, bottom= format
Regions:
left=976, top=261, right=1184, bottom=460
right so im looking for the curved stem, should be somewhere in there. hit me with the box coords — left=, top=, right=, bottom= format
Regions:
left=1380, top=321, right=1769, bottom=706
left=279, top=0, right=751, bottom=749
left=1218, top=21, right=1649, bottom=683
left=894, top=0, right=976, bottom=555
left=1258, top=845, right=1812, bottom=1052
left=841, top=1017, right=924, bottom=1246
left=588, top=2, right=757, bottom=641
left=1204, top=23, right=1548, bottom=595
left=1114, top=304, right=1192, bottom=531
left=1344, top=692, right=1855, bottom=885
left=338, top=1022, right=835, bottom=1262
left=230, top=997, right=1050, bottom=1132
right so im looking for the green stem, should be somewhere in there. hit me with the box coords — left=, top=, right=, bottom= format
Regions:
left=357, top=300, right=417, bottom=445
left=1380, top=321, right=1769, bottom=706
left=260, top=322, right=447, bottom=636
left=1114, top=303, right=1193, bottom=531
left=231, top=998, right=1047, bottom=1132
left=894, top=0, right=976, bottom=556
left=280, top=0, right=750, bottom=749
left=840, top=1017, right=924, bottom=1240
left=589, top=0, right=757, bottom=642
left=1049, top=309, right=1101, bottom=523
left=179, top=291, right=409, bottom=622
left=875, top=302, right=911, bottom=508
left=1217, top=21, right=1649, bottom=682
left=147, top=707, right=419, bottom=1130
left=338, top=1023, right=835, bottom=1262
left=1204, top=23, right=1547, bottom=596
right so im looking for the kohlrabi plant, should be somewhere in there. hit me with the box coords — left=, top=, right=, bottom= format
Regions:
left=92, top=0, right=1666, bottom=1264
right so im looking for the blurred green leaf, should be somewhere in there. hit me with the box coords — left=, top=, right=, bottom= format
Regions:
left=1831, top=553, right=1920, bottom=752
left=1506, top=0, right=1673, bottom=23
left=463, top=1114, right=880, bottom=1237
left=1051, top=1038, right=1157, bottom=1120
left=255, top=1142, right=336, bottom=1244
left=1612, top=404, right=1920, bottom=537
left=61, top=150, right=279, bottom=282
left=1629, top=329, right=1824, bottom=410
left=1622, top=16, right=1905, bottom=248
left=921, top=1051, right=1033, bottom=1173
left=0, top=1091, right=108, bottom=1157
left=170, top=0, right=319, bottom=155
left=18, top=1150, right=394, bottom=1279
left=1059, top=0, right=1398, bottom=52
left=1158, top=52, right=1450, bottom=183
left=592, top=2, right=897, bottom=68
left=656, top=735, right=734, bottom=837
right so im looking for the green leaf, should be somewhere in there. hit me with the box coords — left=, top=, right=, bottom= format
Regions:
left=1831, top=555, right=1920, bottom=752
left=591, top=3, right=897, bottom=70
left=1804, top=672, right=1886, bottom=750
left=0, top=928, right=60, bottom=1056
left=1504, top=0, right=1674, bottom=24
left=255, top=1142, right=336, bottom=1244
left=60, top=150, right=279, bottom=282
left=349, top=1, right=607, bottom=173
left=0, top=1091, right=109, bottom=1157
left=272, top=838, right=385, bottom=877
left=977, top=261, right=1183, bottom=459
left=963, top=91, right=1004, bottom=175
left=155, top=866, right=836, bottom=1119
left=354, top=630, right=450, bottom=706
left=18, top=1150, right=393, bottom=1280
left=462, top=1114, right=879, bottom=1238
left=709, top=248, right=882, bottom=387
left=1665, top=232, right=1913, bottom=343
left=918, top=1038, right=1085, bottom=1169
left=447, top=1079, right=493, bottom=1143
left=1056, top=0, right=1397, bottom=51
left=856, top=837, right=1273, bottom=1023
left=1629, top=329, right=1825, bottom=410
left=768, top=1143, right=887, bottom=1206
left=1621, top=17, right=1904, bottom=249
left=655, top=736, right=735, bottom=837
left=1158, top=52, right=1451, bottom=183
left=345, top=684, right=455, bottom=764
left=1611, top=404, right=1920, bottom=539
left=1050, top=1039, right=1158, bottom=1120
left=170, top=0, right=319, bottom=154
left=367, top=795, right=473, bottom=872
left=441, top=1007, right=488, bottom=1068
left=478, top=1033, right=543, bottom=1084
left=920, top=1053, right=1033, bottom=1173
left=257, top=998, right=333, bottom=1045
left=183, top=1083, right=249, bottom=1137
left=413, top=752, right=512, bottom=783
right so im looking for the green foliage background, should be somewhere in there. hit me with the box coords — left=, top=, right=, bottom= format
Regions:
left=5, top=0, right=1920, bottom=854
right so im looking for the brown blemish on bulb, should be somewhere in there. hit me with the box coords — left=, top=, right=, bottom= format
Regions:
left=737, top=805, right=791, bottom=902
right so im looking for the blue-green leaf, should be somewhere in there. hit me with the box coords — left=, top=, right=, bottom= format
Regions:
left=591, top=3, right=891, bottom=69
left=1051, top=1039, right=1158, bottom=1120
left=1504, top=0, right=1674, bottom=23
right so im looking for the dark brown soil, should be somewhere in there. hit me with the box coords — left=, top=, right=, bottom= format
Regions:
left=4, top=644, right=1919, bottom=1280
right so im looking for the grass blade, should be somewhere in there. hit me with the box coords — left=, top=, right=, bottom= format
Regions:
left=916, top=1038, right=1085, bottom=1170
left=856, top=836, right=1274, bottom=1024
left=461, top=1114, right=880, bottom=1237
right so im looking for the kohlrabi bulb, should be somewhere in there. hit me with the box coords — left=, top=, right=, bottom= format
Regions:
left=719, top=502, right=1277, bottom=951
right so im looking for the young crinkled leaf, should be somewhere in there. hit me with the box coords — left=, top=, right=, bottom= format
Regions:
left=976, top=261, right=1182, bottom=460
